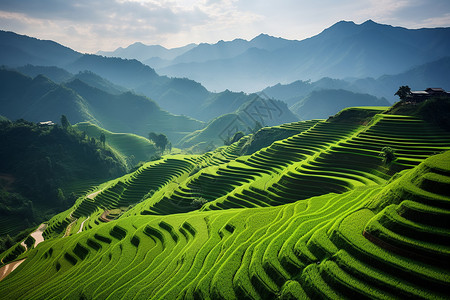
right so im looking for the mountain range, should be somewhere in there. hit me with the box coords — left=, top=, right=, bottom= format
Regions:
left=98, top=42, right=197, bottom=65
left=261, top=56, right=450, bottom=104
left=1, top=20, right=449, bottom=149
left=0, top=31, right=295, bottom=124
left=101, top=20, right=450, bottom=92
left=0, top=68, right=203, bottom=143
left=1, top=18, right=450, bottom=299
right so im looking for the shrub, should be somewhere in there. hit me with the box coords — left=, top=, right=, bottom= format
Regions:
left=379, top=147, right=396, bottom=165
left=191, top=197, right=208, bottom=209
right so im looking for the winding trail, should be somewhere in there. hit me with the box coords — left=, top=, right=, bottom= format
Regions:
left=77, top=217, right=90, bottom=234
left=64, top=190, right=101, bottom=237
left=1, top=191, right=102, bottom=281
left=87, top=190, right=101, bottom=199
left=100, top=210, right=111, bottom=223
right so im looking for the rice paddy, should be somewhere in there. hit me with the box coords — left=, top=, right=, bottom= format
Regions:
left=1, top=107, right=449, bottom=299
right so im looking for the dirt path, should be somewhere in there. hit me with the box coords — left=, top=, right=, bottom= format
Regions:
left=20, top=223, right=48, bottom=251
left=64, top=190, right=101, bottom=237
left=100, top=210, right=111, bottom=223
left=77, top=217, right=90, bottom=234
left=30, top=223, right=47, bottom=247
left=0, top=259, right=26, bottom=281
left=87, top=190, right=101, bottom=199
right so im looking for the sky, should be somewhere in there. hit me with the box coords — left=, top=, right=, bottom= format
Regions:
left=0, top=0, right=449, bottom=53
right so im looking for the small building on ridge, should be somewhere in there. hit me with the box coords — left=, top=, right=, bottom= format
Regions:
left=408, top=88, right=450, bottom=103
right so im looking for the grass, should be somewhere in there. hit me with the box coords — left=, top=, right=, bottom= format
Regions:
left=73, top=122, right=157, bottom=169
left=1, top=107, right=450, bottom=299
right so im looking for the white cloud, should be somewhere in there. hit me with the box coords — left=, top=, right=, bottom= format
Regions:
left=417, top=13, right=450, bottom=28
left=0, top=0, right=449, bottom=53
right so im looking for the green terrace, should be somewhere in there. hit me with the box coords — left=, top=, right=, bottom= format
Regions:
left=1, top=106, right=450, bottom=299
left=1, top=151, right=448, bottom=299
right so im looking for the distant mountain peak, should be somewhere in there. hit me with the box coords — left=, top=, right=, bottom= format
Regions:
left=335, top=20, right=356, bottom=25
left=320, top=19, right=391, bottom=37
left=360, top=19, right=390, bottom=29
left=253, top=33, right=271, bottom=39
left=250, top=33, right=280, bottom=42
left=328, top=19, right=386, bottom=30
left=362, top=19, right=376, bottom=25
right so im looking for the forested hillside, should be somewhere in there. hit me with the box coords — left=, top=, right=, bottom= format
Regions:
left=0, top=119, right=127, bottom=238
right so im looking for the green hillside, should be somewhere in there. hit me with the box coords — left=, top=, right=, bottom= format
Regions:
left=1, top=103, right=450, bottom=299
left=0, top=119, right=127, bottom=238
left=179, top=97, right=299, bottom=149
left=73, top=122, right=158, bottom=168
left=0, top=68, right=204, bottom=144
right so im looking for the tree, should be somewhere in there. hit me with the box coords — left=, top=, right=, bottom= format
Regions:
left=99, top=133, right=106, bottom=147
left=148, top=132, right=169, bottom=153
left=395, top=86, right=411, bottom=101
left=191, top=197, right=208, bottom=209
left=157, top=134, right=169, bottom=153
left=60, top=115, right=71, bottom=130
left=379, top=146, right=396, bottom=165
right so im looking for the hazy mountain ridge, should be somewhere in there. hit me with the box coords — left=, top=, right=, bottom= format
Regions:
left=0, top=65, right=299, bottom=148
left=2, top=22, right=449, bottom=148
left=351, top=56, right=450, bottom=101
left=97, top=42, right=197, bottom=62
left=152, top=20, right=450, bottom=92
left=16, top=65, right=74, bottom=83
left=262, top=57, right=450, bottom=103
left=0, top=30, right=81, bottom=67
left=0, top=69, right=204, bottom=143
left=0, top=69, right=93, bottom=124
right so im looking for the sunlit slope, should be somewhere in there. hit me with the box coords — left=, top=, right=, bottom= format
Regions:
left=1, top=151, right=449, bottom=299
left=35, top=141, right=249, bottom=240
left=134, top=109, right=450, bottom=215
left=73, top=122, right=157, bottom=168
left=1, top=106, right=450, bottom=299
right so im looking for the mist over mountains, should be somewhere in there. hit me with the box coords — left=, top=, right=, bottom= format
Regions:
left=0, top=69, right=203, bottom=143
left=1, top=19, right=449, bottom=148
left=101, top=20, right=450, bottom=93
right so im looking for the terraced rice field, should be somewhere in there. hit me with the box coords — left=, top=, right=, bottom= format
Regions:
left=1, top=107, right=449, bottom=299
left=0, top=215, right=28, bottom=237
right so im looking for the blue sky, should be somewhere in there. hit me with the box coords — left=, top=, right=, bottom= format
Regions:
left=0, top=0, right=449, bottom=53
